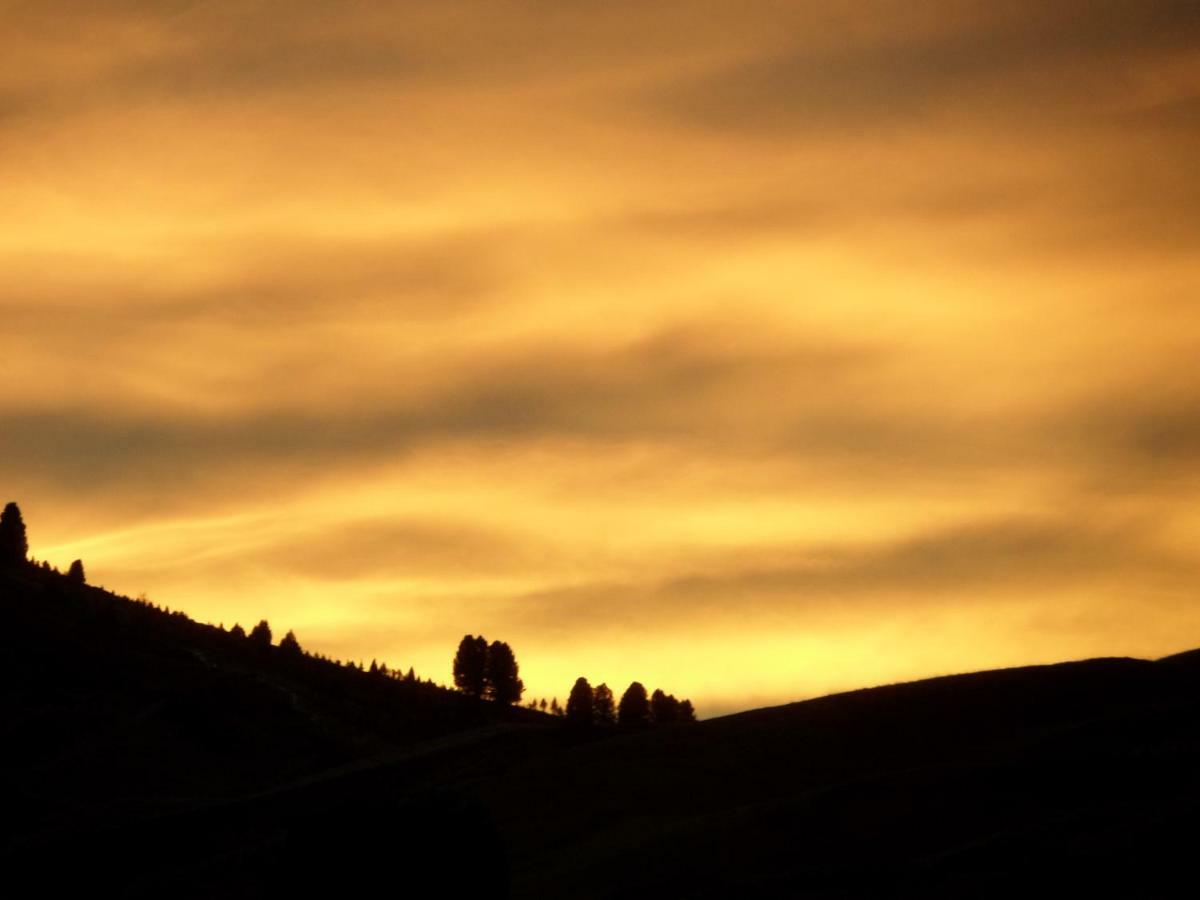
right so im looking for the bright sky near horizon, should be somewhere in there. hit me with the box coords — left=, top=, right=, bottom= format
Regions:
left=3, top=1, right=1200, bottom=715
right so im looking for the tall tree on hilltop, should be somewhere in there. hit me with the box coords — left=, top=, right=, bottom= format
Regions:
left=566, top=677, right=594, bottom=727
left=0, top=502, right=29, bottom=567
left=679, top=699, right=697, bottom=722
left=592, top=683, right=616, bottom=726
left=485, top=640, right=524, bottom=705
left=453, top=634, right=488, bottom=698
left=618, top=681, right=650, bottom=728
left=249, top=619, right=272, bottom=649
left=66, top=559, right=85, bottom=585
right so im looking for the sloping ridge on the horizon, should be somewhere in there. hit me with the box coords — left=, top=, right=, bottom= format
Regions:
left=484, top=650, right=1200, bottom=898
left=6, top=557, right=1200, bottom=898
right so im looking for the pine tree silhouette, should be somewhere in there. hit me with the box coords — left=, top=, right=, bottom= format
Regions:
left=485, top=640, right=524, bottom=705
left=0, top=502, right=29, bottom=567
left=566, top=677, right=594, bottom=727
left=249, top=619, right=272, bottom=649
left=66, top=559, right=86, bottom=585
left=453, top=634, right=488, bottom=697
left=618, top=682, right=650, bottom=728
left=679, top=699, right=697, bottom=722
left=650, top=689, right=680, bottom=724
left=593, top=683, right=616, bottom=725
left=279, top=629, right=302, bottom=658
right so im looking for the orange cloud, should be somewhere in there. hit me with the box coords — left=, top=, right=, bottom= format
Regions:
left=5, top=1, right=1200, bottom=715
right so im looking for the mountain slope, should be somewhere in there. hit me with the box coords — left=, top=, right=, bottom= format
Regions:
left=4, top=561, right=1199, bottom=898
left=0, top=562, right=537, bottom=853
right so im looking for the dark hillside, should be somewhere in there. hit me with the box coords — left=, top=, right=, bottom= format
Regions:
left=4, top=559, right=1199, bottom=898
left=483, top=656, right=1200, bottom=898
left=0, top=563, right=540, bottom=858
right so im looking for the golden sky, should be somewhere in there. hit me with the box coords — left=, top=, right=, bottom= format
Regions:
left=4, top=1, right=1200, bottom=715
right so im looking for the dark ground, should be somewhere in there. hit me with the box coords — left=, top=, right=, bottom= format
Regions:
left=4, top=563, right=1199, bottom=898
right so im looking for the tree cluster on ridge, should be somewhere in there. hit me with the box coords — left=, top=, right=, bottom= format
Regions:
left=452, top=634, right=524, bottom=705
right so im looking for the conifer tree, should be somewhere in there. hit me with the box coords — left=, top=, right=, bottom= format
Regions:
left=592, top=683, right=616, bottom=726
left=0, top=502, right=29, bottom=567
left=453, top=634, right=488, bottom=697
left=66, top=559, right=86, bottom=585
left=618, top=681, right=650, bottom=728
left=249, top=619, right=272, bottom=648
left=650, top=689, right=680, bottom=724
left=279, top=629, right=302, bottom=658
left=566, top=677, right=594, bottom=727
left=485, top=640, right=524, bottom=705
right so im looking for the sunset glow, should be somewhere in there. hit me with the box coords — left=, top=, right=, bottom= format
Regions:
left=5, top=1, right=1200, bottom=714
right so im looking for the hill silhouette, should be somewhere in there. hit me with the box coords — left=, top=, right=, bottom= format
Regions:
left=4, top=547, right=1200, bottom=897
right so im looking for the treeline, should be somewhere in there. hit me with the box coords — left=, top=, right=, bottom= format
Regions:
left=6, top=501, right=695, bottom=733
left=213, top=616, right=424, bottom=685
left=2, top=502, right=86, bottom=584
left=528, top=677, right=696, bottom=727
left=0, top=502, right=530, bottom=745
left=449, top=637, right=698, bottom=725
left=2, top=503, right=435, bottom=688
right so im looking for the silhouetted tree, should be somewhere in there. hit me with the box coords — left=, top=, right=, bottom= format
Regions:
left=405, top=666, right=416, bottom=683
left=485, top=640, right=524, bottom=705
left=230, top=623, right=246, bottom=639
left=453, top=634, right=489, bottom=698
left=618, top=681, right=650, bottom=728
left=66, top=559, right=86, bottom=585
left=249, top=619, right=272, bottom=649
left=0, top=502, right=28, bottom=567
left=651, top=689, right=680, bottom=724
left=593, top=683, right=616, bottom=726
left=566, top=677, right=594, bottom=727
left=550, top=697, right=561, bottom=716
left=279, top=629, right=302, bottom=658
left=679, top=699, right=696, bottom=722
left=539, top=698, right=548, bottom=712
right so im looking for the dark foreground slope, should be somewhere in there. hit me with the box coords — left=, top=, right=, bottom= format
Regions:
left=0, top=563, right=539, bottom=890
left=4, top=565, right=1200, bottom=898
